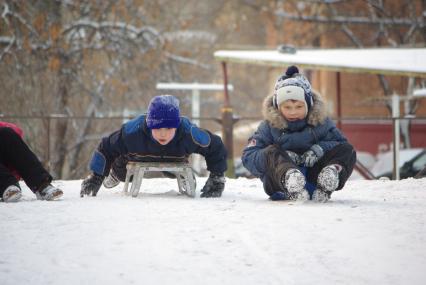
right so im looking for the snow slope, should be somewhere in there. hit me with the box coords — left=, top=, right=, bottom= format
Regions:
left=1, top=177, right=426, bottom=285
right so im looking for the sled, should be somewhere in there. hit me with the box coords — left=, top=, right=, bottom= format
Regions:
left=123, top=161, right=196, bottom=198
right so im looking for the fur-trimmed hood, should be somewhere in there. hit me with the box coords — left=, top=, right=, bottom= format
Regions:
left=262, top=90, right=327, bottom=129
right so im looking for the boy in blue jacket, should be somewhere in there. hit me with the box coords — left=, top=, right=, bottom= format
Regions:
left=81, top=95, right=227, bottom=198
left=242, top=66, right=356, bottom=202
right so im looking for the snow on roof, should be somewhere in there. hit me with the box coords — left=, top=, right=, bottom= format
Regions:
left=156, top=82, right=234, bottom=91
left=214, top=48, right=426, bottom=77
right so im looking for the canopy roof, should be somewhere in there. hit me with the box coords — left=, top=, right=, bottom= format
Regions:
left=214, top=48, right=426, bottom=78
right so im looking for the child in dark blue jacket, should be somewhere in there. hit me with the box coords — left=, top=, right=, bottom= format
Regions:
left=242, top=66, right=356, bottom=202
left=81, top=95, right=227, bottom=198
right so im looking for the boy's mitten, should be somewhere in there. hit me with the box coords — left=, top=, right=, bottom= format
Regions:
left=286, top=150, right=302, bottom=165
left=81, top=173, right=104, bottom=197
left=200, top=173, right=225, bottom=198
left=302, top=144, right=324, bottom=167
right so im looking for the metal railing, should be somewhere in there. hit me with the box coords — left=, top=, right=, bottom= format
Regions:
left=2, top=114, right=426, bottom=179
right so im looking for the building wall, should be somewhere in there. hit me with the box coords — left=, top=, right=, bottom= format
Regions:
left=312, top=71, right=426, bottom=119
left=342, top=121, right=426, bottom=154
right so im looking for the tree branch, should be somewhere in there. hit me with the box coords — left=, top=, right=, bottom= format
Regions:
left=164, top=51, right=211, bottom=69
left=1, top=2, right=39, bottom=36
left=62, top=20, right=163, bottom=45
left=0, top=35, right=14, bottom=61
left=275, top=11, right=424, bottom=27
left=327, top=4, right=364, bottom=47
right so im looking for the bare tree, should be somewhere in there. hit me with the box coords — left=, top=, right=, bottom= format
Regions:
left=1, top=0, right=165, bottom=178
left=0, top=0, right=227, bottom=178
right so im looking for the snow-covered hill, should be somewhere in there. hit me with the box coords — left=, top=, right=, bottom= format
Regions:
left=1, top=177, right=426, bottom=285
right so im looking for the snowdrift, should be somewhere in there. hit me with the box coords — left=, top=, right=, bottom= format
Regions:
left=1, top=177, right=426, bottom=285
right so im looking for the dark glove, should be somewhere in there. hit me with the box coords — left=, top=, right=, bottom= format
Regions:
left=286, top=150, right=302, bottom=165
left=200, top=173, right=225, bottom=198
left=81, top=173, right=104, bottom=197
left=302, top=144, right=324, bottom=167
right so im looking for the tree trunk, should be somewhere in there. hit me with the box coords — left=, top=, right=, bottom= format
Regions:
left=51, top=53, right=70, bottom=179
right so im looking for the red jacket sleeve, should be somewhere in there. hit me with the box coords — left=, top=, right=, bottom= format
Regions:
left=0, top=121, right=24, bottom=138
left=0, top=121, right=25, bottom=180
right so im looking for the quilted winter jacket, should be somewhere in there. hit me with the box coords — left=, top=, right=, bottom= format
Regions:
left=89, top=115, right=227, bottom=176
left=242, top=91, right=347, bottom=178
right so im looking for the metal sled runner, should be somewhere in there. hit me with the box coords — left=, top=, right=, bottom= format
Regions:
left=123, top=162, right=196, bottom=198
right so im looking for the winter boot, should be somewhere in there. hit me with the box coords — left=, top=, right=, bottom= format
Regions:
left=312, top=190, right=331, bottom=203
left=103, top=170, right=120, bottom=189
left=2, top=184, right=22, bottom=203
left=36, top=184, right=63, bottom=201
left=282, top=168, right=309, bottom=201
left=313, top=164, right=342, bottom=202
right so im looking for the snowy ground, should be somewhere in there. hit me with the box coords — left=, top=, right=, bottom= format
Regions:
left=1, top=177, right=426, bottom=285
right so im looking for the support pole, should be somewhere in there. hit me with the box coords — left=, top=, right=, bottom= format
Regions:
left=192, top=89, right=201, bottom=172
left=192, top=89, right=200, bottom=127
left=392, top=94, right=400, bottom=180
left=336, top=72, right=342, bottom=130
left=47, top=116, right=51, bottom=172
left=222, top=61, right=235, bottom=178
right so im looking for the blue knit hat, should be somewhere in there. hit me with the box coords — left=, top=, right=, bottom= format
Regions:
left=274, top=66, right=314, bottom=114
left=146, top=95, right=180, bottom=129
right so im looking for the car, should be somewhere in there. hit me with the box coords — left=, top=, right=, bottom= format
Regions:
left=374, top=149, right=426, bottom=179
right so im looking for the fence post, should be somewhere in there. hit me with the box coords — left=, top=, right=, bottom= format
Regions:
left=392, top=94, right=400, bottom=180
left=46, top=116, right=51, bottom=172
left=221, top=61, right=235, bottom=178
